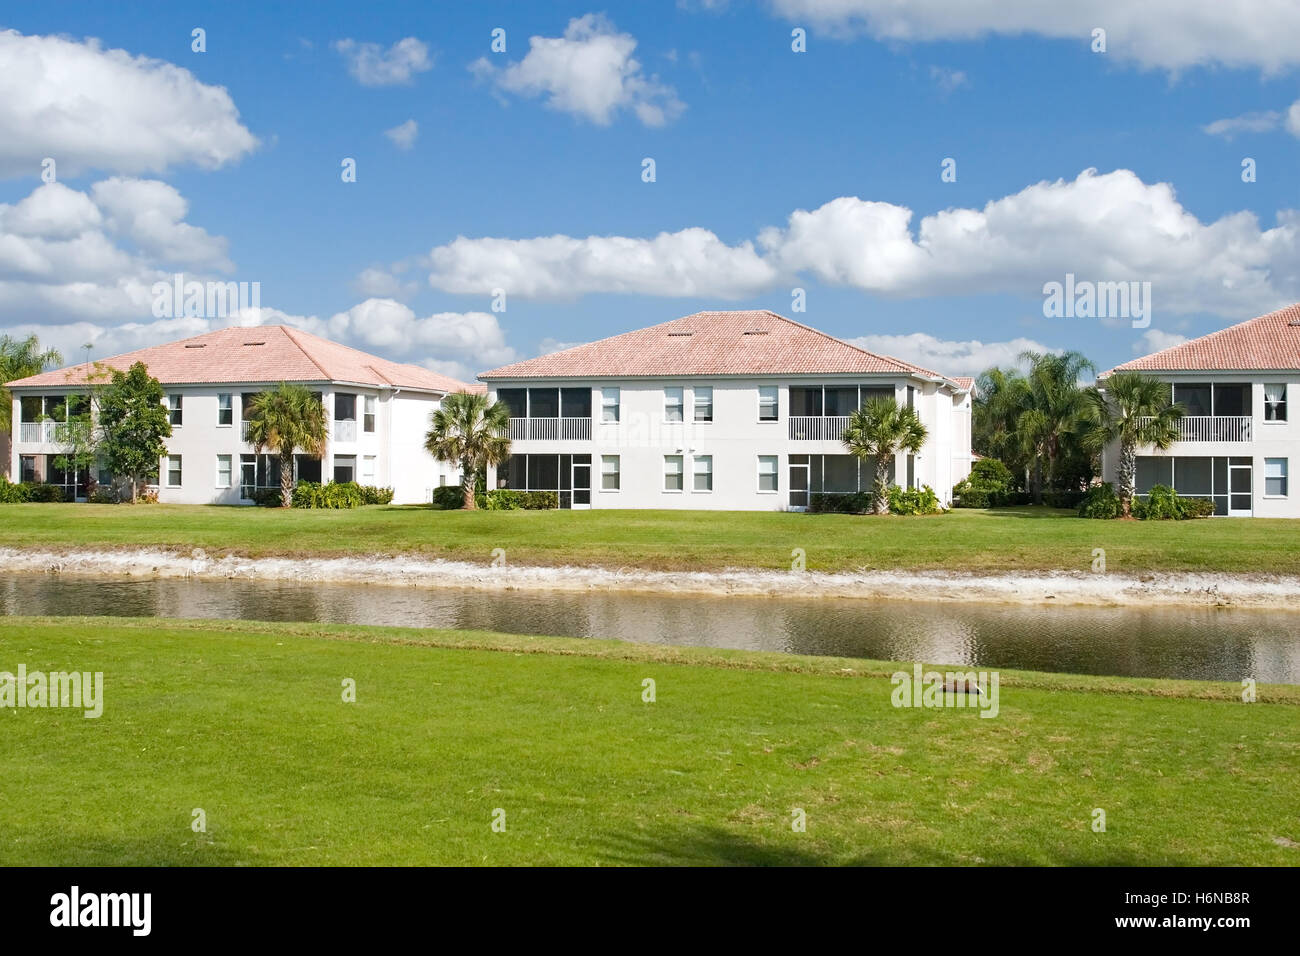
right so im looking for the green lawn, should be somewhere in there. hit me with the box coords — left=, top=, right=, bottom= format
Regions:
left=1, top=617, right=1296, bottom=866
left=1, top=502, right=1298, bottom=574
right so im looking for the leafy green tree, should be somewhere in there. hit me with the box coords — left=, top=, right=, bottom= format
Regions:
left=1016, top=350, right=1095, bottom=503
left=1082, top=372, right=1184, bottom=517
left=245, top=383, right=328, bottom=507
left=424, top=391, right=511, bottom=510
left=98, top=362, right=172, bottom=503
left=0, top=334, right=62, bottom=436
left=841, top=397, right=928, bottom=515
left=973, top=366, right=1030, bottom=482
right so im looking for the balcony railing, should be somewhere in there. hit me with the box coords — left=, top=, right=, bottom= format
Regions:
left=17, top=421, right=75, bottom=444
left=1143, top=415, right=1252, bottom=442
left=509, top=417, right=592, bottom=441
left=788, top=415, right=851, bottom=441
left=333, top=419, right=357, bottom=443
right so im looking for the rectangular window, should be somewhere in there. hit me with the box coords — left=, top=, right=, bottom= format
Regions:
left=1265, top=384, right=1288, bottom=422
left=333, top=455, right=356, bottom=484
left=334, top=394, right=356, bottom=421
left=757, top=455, right=778, bottom=492
left=601, top=455, right=620, bottom=490
left=1265, top=458, right=1288, bottom=497
left=664, top=455, right=684, bottom=491
left=167, top=455, right=182, bottom=487
left=1173, top=384, right=1211, bottom=417
left=601, top=387, right=620, bottom=423
left=216, top=454, right=232, bottom=488
left=364, top=396, right=376, bottom=432
left=693, top=455, right=713, bottom=492
left=362, top=455, right=376, bottom=483
left=167, top=394, right=183, bottom=426
left=217, top=393, right=233, bottom=426
left=758, top=386, right=778, bottom=422
left=19, top=455, right=37, bottom=483
left=664, top=387, right=684, bottom=422
left=693, top=386, right=713, bottom=423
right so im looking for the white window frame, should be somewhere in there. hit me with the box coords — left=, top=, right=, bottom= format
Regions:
left=217, top=393, right=233, bottom=427
left=693, top=454, right=713, bottom=492
left=363, top=395, right=376, bottom=433
left=601, top=387, right=621, bottom=423
left=693, top=386, right=713, bottom=423
left=167, top=393, right=183, bottom=427
left=601, top=455, right=620, bottom=491
left=664, top=387, right=684, bottom=423
left=758, top=386, right=778, bottom=422
left=757, top=454, right=779, bottom=493
left=216, top=454, right=233, bottom=488
left=166, top=454, right=183, bottom=488
left=1264, top=384, right=1288, bottom=423
left=1265, top=458, right=1288, bottom=497
left=361, top=455, right=376, bottom=484
left=663, top=455, right=684, bottom=492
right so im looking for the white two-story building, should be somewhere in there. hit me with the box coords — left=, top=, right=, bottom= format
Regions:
left=1101, top=303, right=1300, bottom=517
left=5, top=325, right=477, bottom=504
left=478, top=310, right=974, bottom=510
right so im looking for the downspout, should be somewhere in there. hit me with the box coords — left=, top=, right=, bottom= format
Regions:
left=387, top=386, right=401, bottom=493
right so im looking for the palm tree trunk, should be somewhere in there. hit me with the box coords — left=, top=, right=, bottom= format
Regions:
left=1117, top=440, right=1137, bottom=518
left=280, top=451, right=294, bottom=508
left=1032, top=456, right=1043, bottom=505
left=873, top=455, right=891, bottom=515
left=462, top=460, right=476, bottom=510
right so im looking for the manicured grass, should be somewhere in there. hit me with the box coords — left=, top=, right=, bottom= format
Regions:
left=0, top=502, right=1298, bottom=574
left=1, top=617, right=1297, bottom=865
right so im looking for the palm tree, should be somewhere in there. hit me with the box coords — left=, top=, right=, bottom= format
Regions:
left=1, top=335, right=63, bottom=435
left=1082, top=372, right=1183, bottom=517
left=973, top=366, right=1030, bottom=477
left=424, top=391, right=511, bottom=510
left=1017, top=350, right=1095, bottom=503
left=841, top=396, right=928, bottom=515
left=244, top=384, right=328, bottom=507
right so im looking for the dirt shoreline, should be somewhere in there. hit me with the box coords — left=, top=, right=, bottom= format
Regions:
left=3, top=546, right=1299, bottom=610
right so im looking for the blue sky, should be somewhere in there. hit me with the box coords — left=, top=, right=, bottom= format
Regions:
left=2, top=1, right=1299, bottom=381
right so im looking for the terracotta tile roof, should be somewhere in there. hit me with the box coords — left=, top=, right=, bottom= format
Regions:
left=952, top=376, right=975, bottom=392
left=5, top=325, right=481, bottom=394
left=480, top=310, right=959, bottom=383
left=1107, top=303, right=1300, bottom=374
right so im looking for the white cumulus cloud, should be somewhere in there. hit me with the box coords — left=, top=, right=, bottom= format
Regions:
left=384, top=119, right=419, bottom=150
left=0, top=29, right=257, bottom=178
left=845, top=332, right=1057, bottom=377
left=470, top=14, right=684, bottom=126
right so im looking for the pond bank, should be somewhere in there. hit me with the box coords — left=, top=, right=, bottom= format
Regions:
left=3, top=546, right=1299, bottom=610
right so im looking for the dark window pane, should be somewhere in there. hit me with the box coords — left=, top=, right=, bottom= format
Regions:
left=1173, top=384, right=1211, bottom=416
left=498, top=389, right=527, bottom=419
left=296, top=456, right=322, bottom=484
left=860, top=386, right=894, bottom=408
left=1135, top=457, right=1172, bottom=494
left=560, top=388, right=591, bottom=417
left=529, top=388, right=559, bottom=418
left=824, top=455, right=858, bottom=493
left=790, top=387, right=822, bottom=416
left=824, top=387, right=857, bottom=416
left=335, top=394, right=356, bottom=421
left=1213, top=384, right=1250, bottom=417
left=1174, top=457, right=1212, bottom=495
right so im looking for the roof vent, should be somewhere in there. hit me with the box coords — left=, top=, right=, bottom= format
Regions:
left=1289, top=320, right=1300, bottom=327
left=742, top=330, right=769, bottom=336
left=243, top=341, right=266, bottom=346
left=667, top=331, right=694, bottom=337
left=184, top=344, right=206, bottom=349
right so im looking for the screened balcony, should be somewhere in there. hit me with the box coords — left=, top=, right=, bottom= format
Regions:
left=1140, top=383, right=1252, bottom=442
left=498, top=387, right=592, bottom=441
left=788, top=385, right=894, bottom=441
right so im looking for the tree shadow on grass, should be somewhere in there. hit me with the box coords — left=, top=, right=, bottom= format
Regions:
left=10, top=829, right=250, bottom=867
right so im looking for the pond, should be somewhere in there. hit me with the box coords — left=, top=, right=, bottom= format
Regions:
left=4, top=573, right=1299, bottom=683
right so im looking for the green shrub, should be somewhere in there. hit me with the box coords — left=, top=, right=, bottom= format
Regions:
left=291, top=480, right=363, bottom=509
left=88, top=487, right=118, bottom=504
left=0, top=477, right=32, bottom=503
left=1132, top=485, right=1213, bottom=520
left=953, top=457, right=1019, bottom=507
left=1043, top=489, right=1087, bottom=509
left=252, top=488, right=284, bottom=508
left=809, top=491, right=871, bottom=514
left=521, top=490, right=558, bottom=510
left=887, top=484, right=943, bottom=516
left=23, top=483, right=71, bottom=503
left=483, top=489, right=526, bottom=510
left=359, top=485, right=394, bottom=505
left=1077, top=483, right=1121, bottom=519
left=430, top=485, right=464, bottom=510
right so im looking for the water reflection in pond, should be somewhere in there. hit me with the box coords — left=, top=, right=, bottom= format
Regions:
left=3, top=574, right=1298, bottom=683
